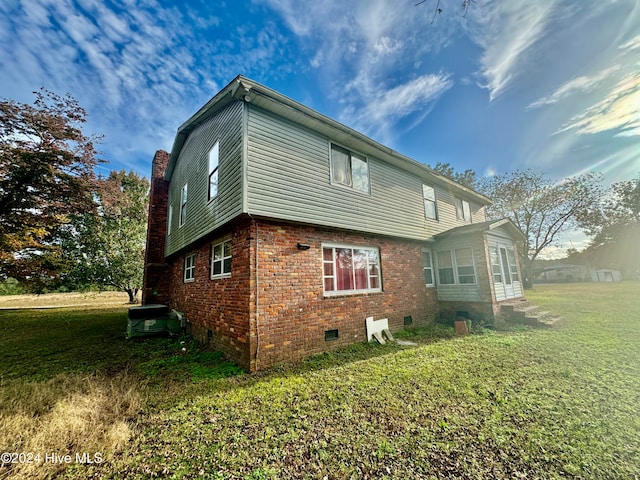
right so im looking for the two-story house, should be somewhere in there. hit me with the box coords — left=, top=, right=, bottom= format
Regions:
left=143, top=75, right=525, bottom=372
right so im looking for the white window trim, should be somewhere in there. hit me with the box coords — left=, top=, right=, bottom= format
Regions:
left=329, top=143, right=371, bottom=195
left=184, top=253, right=196, bottom=283
left=167, top=202, right=173, bottom=236
left=179, top=183, right=188, bottom=227
left=208, top=141, right=220, bottom=202
left=422, top=249, right=435, bottom=287
left=436, top=248, right=477, bottom=285
left=455, top=197, right=472, bottom=224
left=322, top=243, right=382, bottom=296
left=211, top=239, right=232, bottom=279
left=422, top=185, right=438, bottom=221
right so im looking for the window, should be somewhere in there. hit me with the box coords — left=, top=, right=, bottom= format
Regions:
left=455, top=197, right=471, bottom=224
left=437, top=250, right=455, bottom=285
left=423, top=250, right=434, bottom=287
left=322, top=245, right=381, bottom=295
left=208, top=141, right=219, bottom=201
left=211, top=239, right=232, bottom=278
left=423, top=185, right=437, bottom=220
left=490, top=247, right=502, bottom=283
left=506, top=248, right=519, bottom=282
left=179, top=183, right=188, bottom=227
left=184, top=253, right=196, bottom=282
left=167, top=203, right=173, bottom=236
left=455, top=248, right=476, bottom=284
left=491, top=246, right=519, bottom=284
left=437, top=248, right=476, bottom=285
left=330, top=144, right=370, bottom=193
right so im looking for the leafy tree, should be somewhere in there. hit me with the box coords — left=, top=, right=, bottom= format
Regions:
left=62, top=170, right=149, bottom=303
left=479, top=170, right=602, bottom=288
left=0, top=89, right=100, bottom=285
left=578, top=176, right=640, bottom=278
left=431, top=162, right=478, bottom=190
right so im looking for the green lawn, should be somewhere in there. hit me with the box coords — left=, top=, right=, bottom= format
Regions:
left=1, top=283, right=639, bottom=479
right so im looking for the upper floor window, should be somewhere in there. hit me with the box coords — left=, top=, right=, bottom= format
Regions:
left=455, top=197, right=471, bottom=224
left=208, top=141, right=219, bottom=201
left=211, top=239, right=232, bottom=278
left=322, top=245, right=381, bottom=295
left=179, top=183, right=188, bottom=227
left=184, top=253, right=196, bottom=283
left=167, top=203, right=173, bottom=236
left=423, top=250, right=434, bottom=287
left=423, top=185, right=437, bottom=220
left=330, top=144, right=370, bottom=194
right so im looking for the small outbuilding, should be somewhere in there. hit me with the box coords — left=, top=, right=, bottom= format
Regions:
left=591, top=269, right=622, bottom=282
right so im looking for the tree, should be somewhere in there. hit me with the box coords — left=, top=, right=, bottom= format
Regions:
left=62, top=171, right=149, bottom=303
left=0, top=89, right=100, bottom=285
left=431, top=162, right=478, bottom=190
left=479, top=170, right=601, bottom=288
left=578, top=176, right=640, bottom=278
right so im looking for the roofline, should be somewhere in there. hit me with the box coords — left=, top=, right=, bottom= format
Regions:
left=164, top=75, right=491, bottom=204
left=433, top=218, right=527, bottom=241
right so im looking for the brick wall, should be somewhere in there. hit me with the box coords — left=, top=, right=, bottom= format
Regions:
left=252, top=219, right=437, bottom=371
left=167, top=221, right=254, bottom=369
left=162, top=217, right=438, bottom=371
left=142, top=150, right=172, bottom=305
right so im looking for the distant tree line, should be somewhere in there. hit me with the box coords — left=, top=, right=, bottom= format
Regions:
left=0, top=90, right=148, bottom=301
left=431, top=162, right=639, bottom=286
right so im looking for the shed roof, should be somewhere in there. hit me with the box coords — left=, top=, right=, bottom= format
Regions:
left=433, top=218, right=526, bottom=242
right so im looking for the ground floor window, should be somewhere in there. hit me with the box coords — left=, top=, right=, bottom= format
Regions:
left=437, top=247, right=476, bottom=285
left=322, top=245, right=381, bottom=295
left=184, top=253, right=196, bottom=282
left=423, top=250, right=434, bottom=287
left=211, top=239, right=232, bottom=278
left=490, top=245, right=519, bottom=284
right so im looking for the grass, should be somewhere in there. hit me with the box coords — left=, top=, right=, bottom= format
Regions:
left=0, top=282, right=639, bottom=479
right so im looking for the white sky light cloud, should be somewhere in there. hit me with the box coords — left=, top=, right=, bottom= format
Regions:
left=527, top=65, right=622, bottom=110
left=469, top=1, right=562, bottom=100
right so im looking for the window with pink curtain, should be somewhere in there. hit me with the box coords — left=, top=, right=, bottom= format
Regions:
left=323, top=246, right=381, bottom=294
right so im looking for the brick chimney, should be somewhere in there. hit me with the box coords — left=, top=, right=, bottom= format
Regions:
left=142, top=149, right=172, bottom=305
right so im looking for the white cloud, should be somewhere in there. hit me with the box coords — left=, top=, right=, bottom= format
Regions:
left=259, top=0, right=460, bottom=141
left=527, top=65, right=621, bottom=110
left=468, top=1, right=567, bottom=100
left=556, top=72, right=640, bottom=137
left=339, top=74, right=454, bottom=140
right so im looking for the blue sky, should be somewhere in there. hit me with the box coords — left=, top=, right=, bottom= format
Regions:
left=1, top=0, right=639, bottom=253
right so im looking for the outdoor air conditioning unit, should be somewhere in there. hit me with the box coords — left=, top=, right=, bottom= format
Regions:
left=126, top=304, right=186, bottom=339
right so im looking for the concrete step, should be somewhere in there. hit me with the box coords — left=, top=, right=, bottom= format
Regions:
left=538, top=315, right=564, bottom=328
left=500, top=300, right=531, bottom=313
left=501, top=300, right=563, bottom=328
left=518, top=305, right=541, bottom=316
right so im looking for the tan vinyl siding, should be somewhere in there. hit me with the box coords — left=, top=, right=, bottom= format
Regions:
left=434, top=187, right=486, bottom=231
left=246, top=106, right=478, bottom=240
left=166, top=101, right=244, bottom=256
